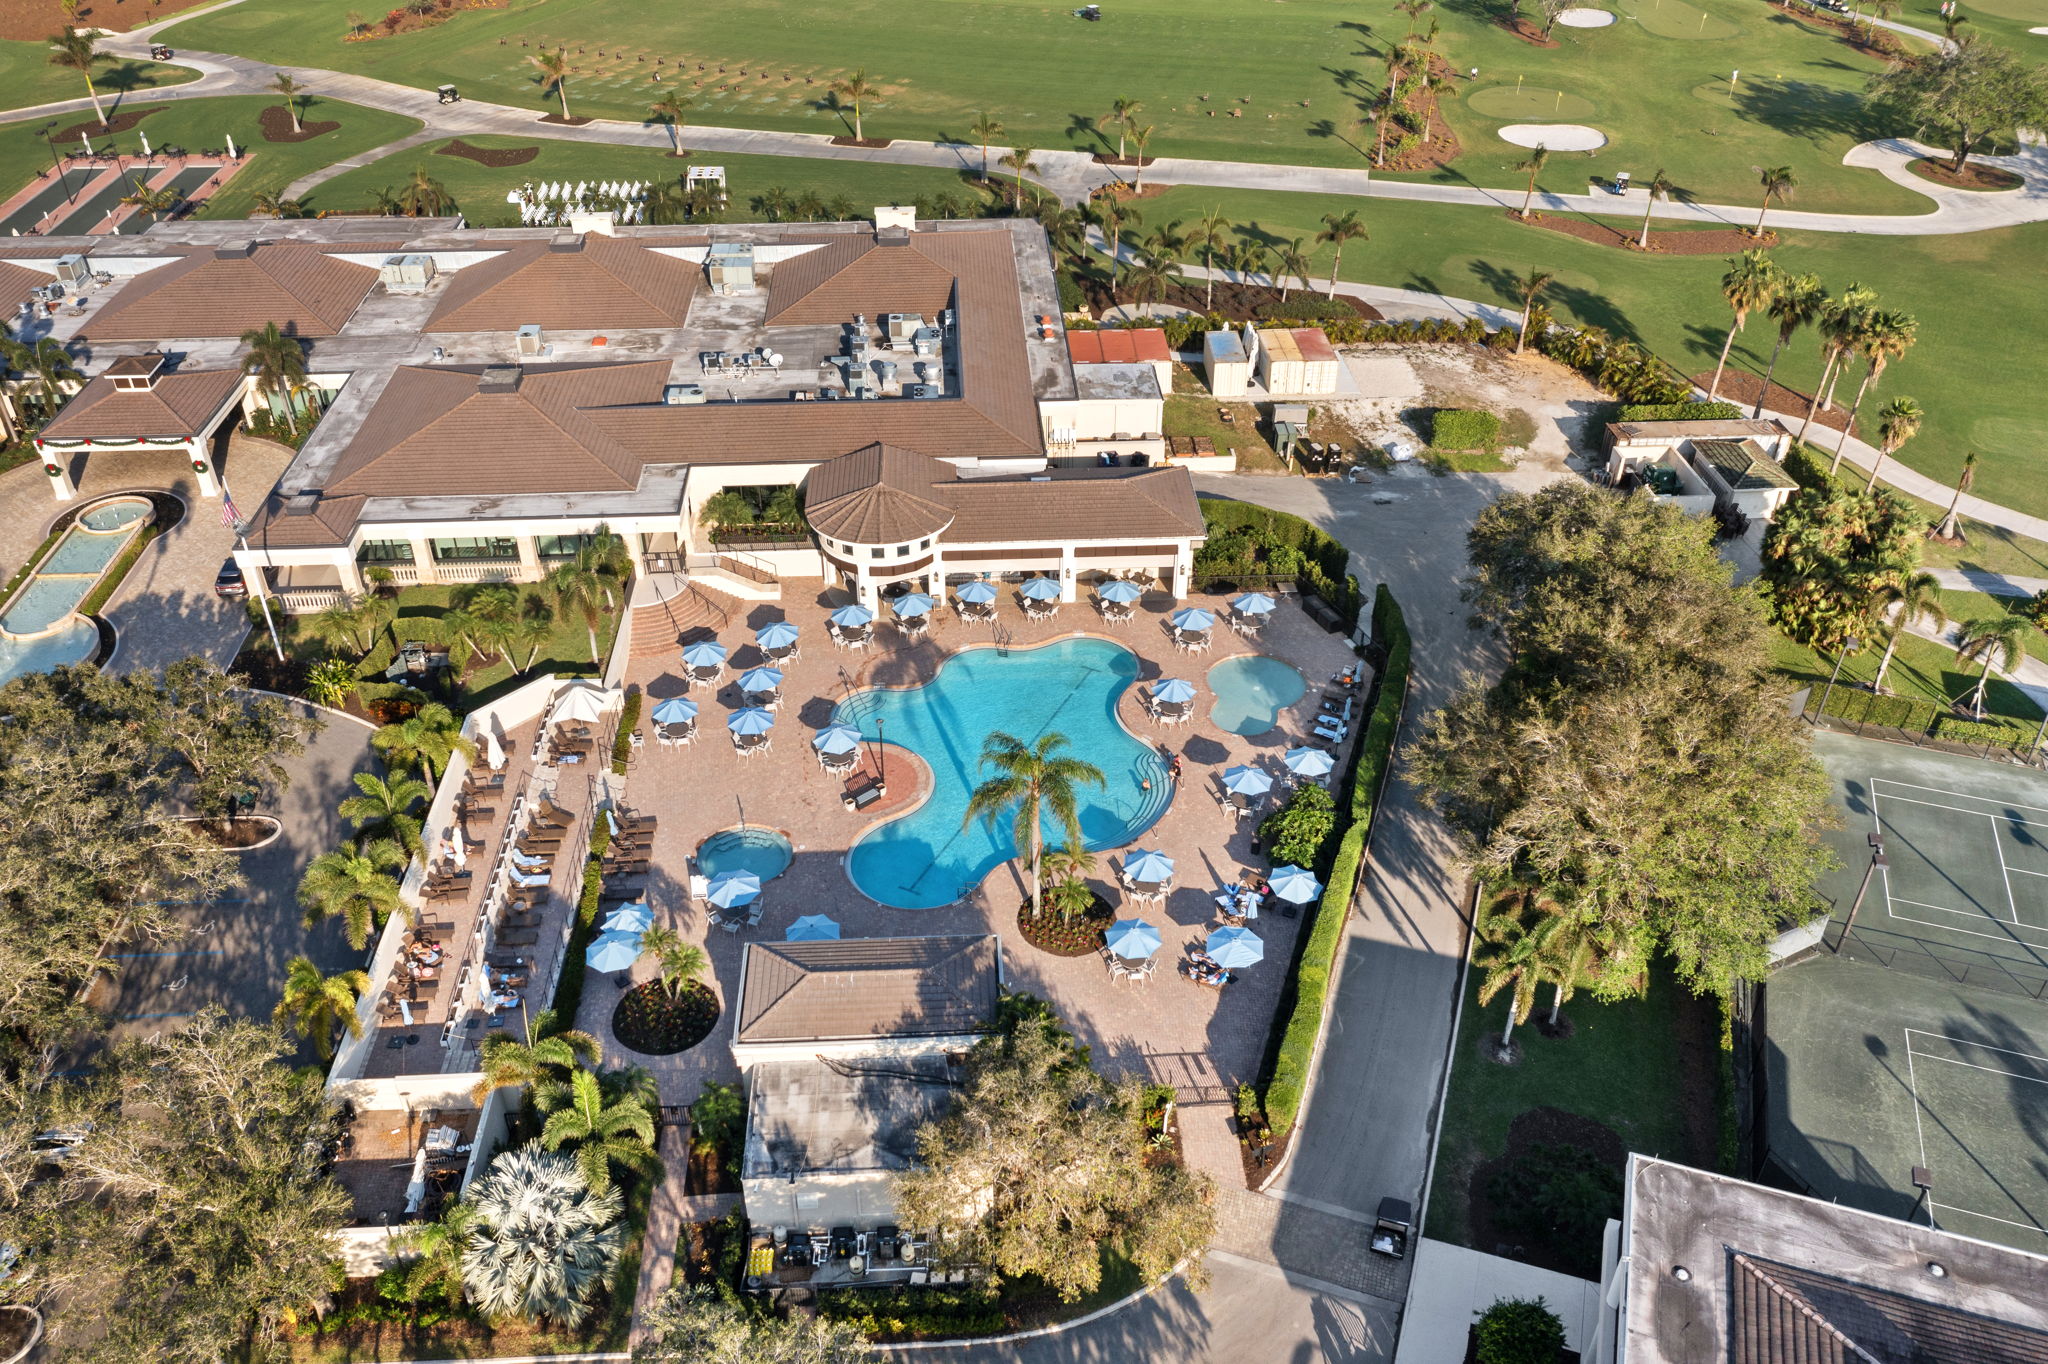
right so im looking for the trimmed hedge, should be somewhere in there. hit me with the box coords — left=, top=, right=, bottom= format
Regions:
left=1263, top=584, right=1410, bottom=1138
left=1813, top=684, right=2041, bottom=752
left=1196, top=499, right=1362, bottom=631
left=1615, top=401, right=1742, bottom=423
left=1430, top=408, right=1502, bottom=453
left=551, top=823, right=610, bottom=1025
left=611, top=685, right=641, bottom=775
left=1939, top=714, right=2039, bottom=748
left=1782, top=441, right=1839, bottom=493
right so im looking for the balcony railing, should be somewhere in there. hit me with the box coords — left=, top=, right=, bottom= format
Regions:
left=274, top=585, right=348, bottom=614
left=430, top=559, right=525, bottom=584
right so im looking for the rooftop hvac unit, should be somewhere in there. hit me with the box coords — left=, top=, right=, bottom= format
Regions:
left=379, top=254, right=436, bottom=291
left=516, top=324, right=544, bottom=356
left=907, top=384, right=938, bottom=400
left=706, top=241, right=755, bottom=291
left=54, top=253, right=93, bottom=285
left=878, top=361, right=898, bottom=389
left=663, top=384, right=707, bottom=405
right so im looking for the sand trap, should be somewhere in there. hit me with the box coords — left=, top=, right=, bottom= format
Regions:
left=1556, top=7, right=1617, bottom=25
left=2031, top=24, right=2048, bottom=32
left=1497, top=123, right=1607, bottom=151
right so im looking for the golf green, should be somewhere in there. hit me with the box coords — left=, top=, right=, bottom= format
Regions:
left=1467, top=86, right=1599, bottom=121
left=1633, top=0, right=1745, bottom=39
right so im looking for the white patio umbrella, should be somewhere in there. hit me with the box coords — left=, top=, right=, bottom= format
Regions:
left=1220, top=765, right=1274, bottom=797
left=1268, top=865, right=1324, bottom=904
left=484, top=728, right=506, bottom=770
left=1284, top=746, right=1335, bottom=778
left=403, top=1144, right=429, bottom=1215
left=707, top=870, right=762, bottom=908
left=446, top=823, right=467, bottom=863
left=786, top=914, right=841, bottom=941
left=813, top=722, right=863, bottom=755
left=552, top=685, right=610, bottom=726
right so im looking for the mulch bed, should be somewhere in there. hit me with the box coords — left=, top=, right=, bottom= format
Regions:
left=1467, top=1106, right=1625, bottom=1275
left=539, top=113, right=594, bottom=127
left=56, top=107, right=161, bottom=143
left=190, top=816, right=280, bottom=849
left=1370, top=56, right=1463, bottom=174
left=1093, top=153, right=1156, bottom=167
left=438, top=138, right=540, bottom=167
left=1512, top=210, right=1776, bottom=256
left=1014, top=893, right=1113, bottom=956
left=682, top=1139, right=738, bottom=1196
left=1238, top=1114, right=1291, bottom=1188
left=1688, top=371, right=1854, bottom=435
left=1079, top=275, right=1381, bottom=323
left=612, top=980, right=720, bottom=1054
left=1497, top=15, right=1562, bottom=47
left=1761, top=0, right=1908, bottom=58
left=258, top=104, right=340, bottom=143
left=1909, top=158, right=2023, bottom=192
left=829, top=136, right=893, bottom=148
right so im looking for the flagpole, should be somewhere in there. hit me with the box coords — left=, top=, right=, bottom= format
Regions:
left=222, top=478, right=285, bottom=663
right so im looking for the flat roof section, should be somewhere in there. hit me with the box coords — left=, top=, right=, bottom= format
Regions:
left=743, top=1054, right=961, bottom=1180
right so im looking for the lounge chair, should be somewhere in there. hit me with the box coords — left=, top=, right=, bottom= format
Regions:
left=498, top=930, right=539, bottom=948
left=537, top=795, right=576, bottom=826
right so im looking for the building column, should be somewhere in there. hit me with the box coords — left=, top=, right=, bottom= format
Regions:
left=925, top=543, right=945, bottom=598
left=618, top=525, right=647, bottom=580
left=38, top=445, right=75, bottom=502
left=409, top=535, right=438, bottom=586
left=515, top=535, right=543, bottom=583
left=1170, top=543, right=1192, bottom=600
left=1058, top=547, right=1079, bottom=602
left=186, top=439, right=220, bottom=498
left=337, top=550, right=367, bottom=596
left=856, top=570, right=880, bottom=614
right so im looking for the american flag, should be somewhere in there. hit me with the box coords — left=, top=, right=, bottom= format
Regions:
left=220, top=489, right=242, bottom=530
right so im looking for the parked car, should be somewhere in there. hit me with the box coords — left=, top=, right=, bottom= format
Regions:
left=213, top=558, right=246, bottom=598
left=1370, top=1196, right=1413, bottom=1259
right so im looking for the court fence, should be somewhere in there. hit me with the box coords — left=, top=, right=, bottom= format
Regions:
left=1834, top=923, right=2048, bottom=1004
left=1801, top=684, right=2048, bottom=768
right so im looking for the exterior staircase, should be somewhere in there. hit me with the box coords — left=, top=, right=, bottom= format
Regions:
left=628, top=575, right=740, bottom=660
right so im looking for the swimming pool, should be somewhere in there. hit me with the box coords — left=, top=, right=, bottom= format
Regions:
left=1206, top=654, right=1306, bottom=736
left=697, top=826, right=794, bottom=882
left=840, top=638, right=1171, bottom=909
left=0, top=495, right=153, bottom=688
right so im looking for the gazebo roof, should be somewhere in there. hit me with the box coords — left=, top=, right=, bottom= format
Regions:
left=38, top=366, right=244, bottom=442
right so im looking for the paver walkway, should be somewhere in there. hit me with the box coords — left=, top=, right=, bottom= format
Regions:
left=627, top=1123, right=705, bottom=1349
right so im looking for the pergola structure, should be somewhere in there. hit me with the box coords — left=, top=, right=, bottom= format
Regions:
left=33, top=353, right=245, bottom=501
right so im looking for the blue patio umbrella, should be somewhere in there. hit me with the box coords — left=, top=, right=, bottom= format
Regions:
left=1124, top=849, right=1176, bottom=883
left=1152, top=678, right=1197, bottom=705
left=1233, top=592, right=1277, bottom=616
left=679, top=640, right=727, bottom=668
left=1205, top=925, right=1265, bottom=968
left=1098, top=579, right=1143, bottom=604
left=1019, top=576, right=1063, bottom=601
left=585, top=931, right=644, bottom=973
left=738, top=665, right=784, bottom=694
left=602, top=902, right=654, bottom=934
left=1105, top=919, right=1163, bottom=959
left=1170, top=606, right=1216, bottom=632
left=1220, top=764, right=1274, bottom=797
left=955, top=580, right=998, bottom=605
left=892, top=592, right=935, bottom=618
left=1283, top=746, right=1334, bottom=778
left=726, top=707, right=776, bottom=735
left=756, top=620, right=800, bottom=651
left=707, top=869, right=762, bottom=909
left=651, top=696, right=699, bottom=725
left=1268, top=865, right=1324, bottom=904
left=813, top=722, right=863, bottom=755
left=830, top=603, right=875, bottom=628
left=786, top=914, right=841, bottom=942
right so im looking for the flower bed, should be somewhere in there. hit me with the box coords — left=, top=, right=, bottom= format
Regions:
left=612, top=980, right=719, bottom=1055
left=1014, top=893, right=1113, bottom=957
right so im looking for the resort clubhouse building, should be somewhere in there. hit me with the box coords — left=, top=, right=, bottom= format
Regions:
left=0, top=210, right=1213, bottom=612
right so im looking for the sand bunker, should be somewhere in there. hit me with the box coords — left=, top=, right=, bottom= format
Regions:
left=1556, top=7, right=1618, bottom=25
left=1497, top=123, right=1608, bottom=151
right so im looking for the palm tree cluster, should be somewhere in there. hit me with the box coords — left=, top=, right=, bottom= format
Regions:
left=0, top=331, right=83, bottom=424
left=1372, top=10, right=1448, bottom=168
left=1473, top=887, right=1623, bottom=1054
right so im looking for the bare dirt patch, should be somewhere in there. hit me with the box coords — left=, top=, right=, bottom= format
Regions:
left=1513, top=209, right=1777, bottom=255
left=1498, top=15, right=1563, bottom=46
left=0, top=0, right=217, bottom=40
left=437, top=138, right=540, bottom=167
left=1691, top=371, right=1854, bottom=435
left=1093, top=153, right=1156, bottom=167
left=258, top=105, right=339, bottom=143
left=829, top=136, right=892, bottom=148
left=55, top=106, right=161, bottom=142
left=1908, top=158, right=2024, bottom=192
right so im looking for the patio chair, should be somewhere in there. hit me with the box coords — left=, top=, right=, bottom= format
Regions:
left=822, top=750, right=857, bottom=775
left=719, top=914, right=742, bottom=934
left=745, top=900, right=766, bottom=927
left=900, top=616, right=929, bottom=640
left=689, top=874, right=709, bottom=905
left=842, top=626, right=871, bottom=651
left=689, top=663, right=722, bottom=687
left=656, top=730, right=677, bottom=749
left=535, top=796, right=575, bottom=827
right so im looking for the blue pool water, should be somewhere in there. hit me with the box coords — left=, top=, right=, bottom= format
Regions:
left=0, top=578, right=93, bottom=636
left=841, top=638, right=1170, bottom=909
left=1206, top=654, right=1306, bottom=736
left=42, top=527, right=131, bottom=576
left=0, top=619, right=97, bottom=688
left=77, top=498, right=148, bottom=533
left=697, top=826, right=794, bottom=882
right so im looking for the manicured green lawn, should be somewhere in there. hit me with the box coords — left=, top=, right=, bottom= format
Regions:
left=1920, top=518, right=2048, bottom=584
left=0, top=37, right=196, bottom=115
left=1163, top=364, right=1286, bottom=473
left=0, top=95, right=421, bottom=219
left=1931, top=588, right=2048, bottom=666
left=162, top=0, right=1926, bottom=208
left=384, top=583, right=620, bottom=705
left=304, top=134, right=992, bottom=224
left=1770, top=625, right=2044, bottom=722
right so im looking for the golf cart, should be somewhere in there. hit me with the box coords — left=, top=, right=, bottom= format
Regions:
left=1076, top=4, right=1102, bottom=18
left=437, top=84, right=461, bottom=105
left=149, top=44, right=174, bottom=61
left=1369, top=1197, right=1413, bottom=1259
left=1611, top=170, right=1631, bottom=196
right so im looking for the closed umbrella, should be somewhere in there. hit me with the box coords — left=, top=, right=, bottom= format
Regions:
left=707, top=869, right=762, bottom=908
left=1019, top=576, right=1062, bottom=601
left=680, top=640, right=728, bottom=668
left=602, top=902, right=654, bottom=933
left=1098, top=579, right=1143, bottom=604
left=955, top=580, right=998, bottom=605
left=652, top=696, right=699, bottom=725
left=738, top=665, right=784, bottom=694
left=1170, top=606, right=1216, bottom=632
left=727, top=707, right=776, bottom=736
left=403, top=1145, right=430, bottom=1215
left=813, top=722, right=863, bottom=755
left=1220, top=764, right=1274, bottom=797
left=786, top=914, right=841, bottom=941
left=1268, top=865, right=1323, bottom=904
left=484, top=728, right=506, bottom=770
left=1105, top=919, right=1162, bottom=959
left=830, top=603, right=874, bottom=628
left=1206, top=925, right=1265, bottom=968
left=1232, top=592, right=1277, bottom=616
left=1152, top=678, right=1196, bottom=705
left=755, top=621, right=800, bottom=651
left=1284, top=746, right=1334, bottom=778
left=585, top=931, right=644, bottom=973
left=1124, top=849, right=1176, bottom=883
left=892, top=592, right=935, bottom=618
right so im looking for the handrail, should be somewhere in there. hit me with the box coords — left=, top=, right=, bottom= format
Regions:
left=686, top=583, right=731, bottom=628
left=712, top=552, right=779, bottom=586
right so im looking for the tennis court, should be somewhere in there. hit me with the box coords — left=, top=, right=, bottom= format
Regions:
left=1903, top=1026, right=2048, bottom=1243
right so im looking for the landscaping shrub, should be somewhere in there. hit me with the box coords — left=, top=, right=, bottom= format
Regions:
left=1196, top=499, right=1361, bottom=630
left=1161, top=312, right=1229, bottom=350
left=689, top=1080, right=746, bottom=1182
left=1255, top=294, right=1357, bottom=322
left=816, top=1284, right=1006, bottom=1341
left=1258, top=782, right=1336, bottom=867
left=1485, top=1143, right=1622, bottom=1276
left=1474, top=1296, right=1568, bottom=1364
left=1615, top=401, right=1742, bottom=423
left=551, top=824, right=609, bottom=1024
left=1430, top=409, right=1503, bottom=453
left=1056, top=272, right=1087, bottom=314
left=1938, top=714, right=2039, bottom=748
left=612, top=685, right=641, bottom=775
left=1781, top=441, right=1838, bottom=492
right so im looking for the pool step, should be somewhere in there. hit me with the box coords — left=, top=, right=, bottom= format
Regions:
left=628, top=577, right=740, bottom=660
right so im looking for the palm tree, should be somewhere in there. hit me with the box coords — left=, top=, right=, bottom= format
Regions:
left=462, top=1145, right=623, bottom=1327
left=548, top=554, right=616, bottom=667
left=1707, top=249, right=1779, bottom=400
left=391, top=1202, right=475, bottom=1309
left=271, top=71, right=304, bottom=134
left=638, top=925, right=706, bottom=1000
left=119, top=176, right=179, bottom=223
left=250, top=190, right=306, bottom=219
left=1870, top=395, right=1925, bottom=488
left=1397, top=0, right=1435, bottom=34
left=1936, top=451, right=1977, bottom=541
left=372, top=700, right=476, bottom=785
left=1090, top=196, right=1137, bottom=296
left=831, top=68, right=877, bottom=142
left=305, top=658, right=358, bottom=711
left=1276, top=237, right=1311, bottom=302
left=1128, top=125, right=1155, bottom=190
left=1100, top=96, right=1143, bottom=160
left=1829, top=309, right=1917, bottom=475
left=312, top=595, right=371, bottom=655
left=273, top=955, right=370, bottom=1059
left=1037, top=202, right=1089, bottom=269
left=1123, top=254, right=1179, bottom=309
left=968, top=111, right=1004, bottom=184
left=1512, top=269, right=1554, bottom=353
left=396, top=165, right=455, bottom=217
left=1635, top=168, right=1673, bottom=249
left=541, top=1069, right=660, bottom=1194
left=239, top=321, right=309, bottom=434
left=1953, top=614, right=2033, bottom=718
left=1, top=335, right=82, bottom=420
left=1316, top=210, right=1367, bottom=298
left=1754, top=165, right=1797, bottom=236
left=1227, top=239, right=1269, bottom=296
left=997, top=147, right=1040, bottom=209
left=649, top=92, right=692, bottom=155
left=962, top=730, right=1105, bottom=918
left=532, top=47, right=573, bottom=119
left=1187, top=207, right=1231, bottom=312
left=1516, top=145, right=1550, bottom=219
left=1473, top=898, right=1548, bottom=1051
left=339, top=769, right=430, bottom=856
left=48, top=29, right=108, bottom=127
left=473, top=1008, right=600, bottom=1106
left=297, top=841, right=404, bottom=949
left=1754, top=271, right=1827, bottom=418
left=1869, top=571, right=1946, bottom=694
left=1796, top=283, right=1877, bottom=445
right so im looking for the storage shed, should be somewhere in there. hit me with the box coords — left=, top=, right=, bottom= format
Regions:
left=1252, top=327, right=1340, bottom=396
left=1203, top=328, right=1249, bottom=399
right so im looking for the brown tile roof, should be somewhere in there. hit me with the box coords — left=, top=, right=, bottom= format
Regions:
left=0, top=261, right=46, bottom=315
left=802, top=443, right=956, bottom=544
left=940, top=465, right=1204, bottom=543
left=425, top=237, right=702, bottom=332
left=734, top=935, right=1000, bottom=1045
left=241, top=489, right=367, bottom=549
left=39, top=367, right=244, bottom=440
left=324, top=361, right=671, bottom=497
left=1068, top=328, right=1170, bottom=365
left=1730, top=1254, right=2048, bottom=1364
left=84, top=244, right=377, bottom=340
left=764, top=235, right=958, bottom=326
